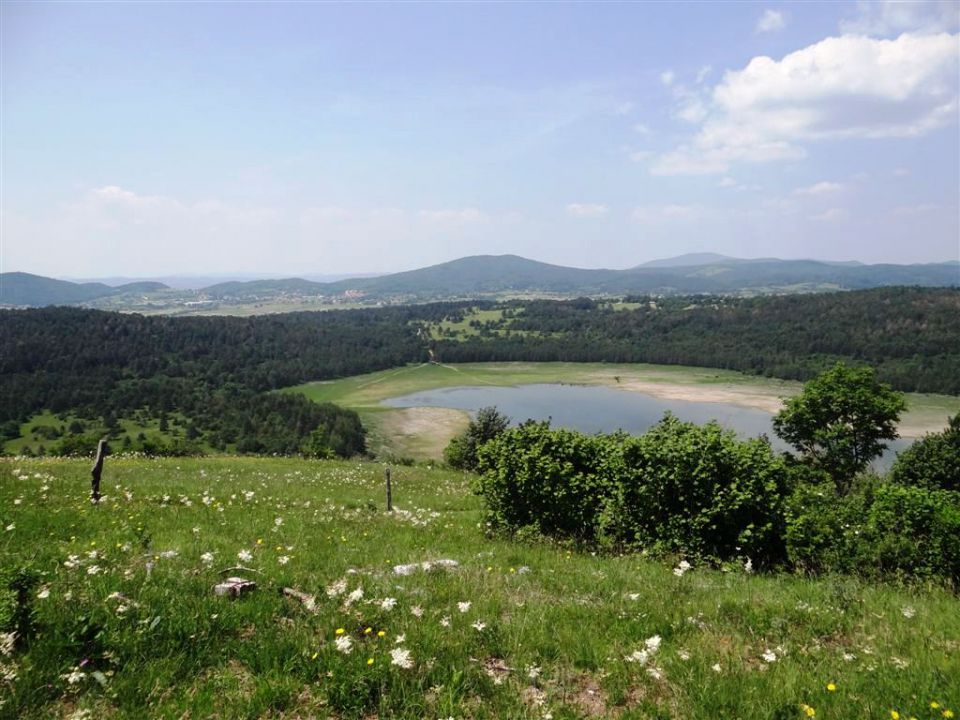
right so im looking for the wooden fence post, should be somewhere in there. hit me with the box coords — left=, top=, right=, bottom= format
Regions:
left=385, top=467, right=393, bottom=512
left=91, top=437, right=108, bottom=504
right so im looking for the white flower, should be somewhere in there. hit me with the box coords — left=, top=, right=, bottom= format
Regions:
left=0, top=632, right=15, bottom=657
left=36, top=587, right=50, bottom=600
left=744, top=557, right=753, bottom=573
left=201, top=552, right=215, bottom=566
left=624, top=650, right=649, bottom=664
left=711, top=663, right=722, bottom=673
left=4, top=523, right=14, bottom=532
left=274, top=517, right=283, bottom=527
left=394, top=633, right=406, bottom=644
left=334, top=635, right=353, bottom=654
left=901, top=605, right=916, bottom=619
left=61, top=667, right=86, bottom=684
left=842, top=652, right=856, bottom=662
left=390, top=647, right=414, bottom=669
left=761, top=649, right=777, bottom=663
left=527, top=664, right=542, bottom=679
left=192, top=527, right=201, bottom=534
left=86, top=565, right=101, bottom=576
left=677, top=650, right=691, bottom=661
left=646, top=666, right=664, bottom=680
left=159, top=550, right=178, bottom=559
left=673, top=560, right=692, bottom=577
left=440, top=616, right=451, bottom=627
left=393, top=563, right=417, bottom=576
left=278, top=556, right=290, bottom=565
left=237, top=549, right=253, bottom=563
left=410, top=605, right=424, bottom=618
left=380, top=597, right=397, bottom=611
left=472, top=620, right=487, bottom=631
left=645, top=635, right=662, bottom=652
left=457, top=601, right=471, bottom=613
left=326, top=578, right=347, bottom=597
left=627, top=592, right=640, bottom=601
left=345, top=588, right=364, bottom=606
left=243, top=491, right=255, bottom=501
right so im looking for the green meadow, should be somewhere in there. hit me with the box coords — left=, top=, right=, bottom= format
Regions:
left=1, top=456, right=957, bottom=719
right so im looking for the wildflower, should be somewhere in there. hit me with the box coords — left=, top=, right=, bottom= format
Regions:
left=744, top=557, right=753, bottom=573
left=625, top=649, right=649, bottom=664
left=377, top=630, right=386, bottom=637
left=411, top=605, right=424, bottom=618
left=646, top=666, right=664, bottom=680
left=902, top=605, right=916, bottom=619
left=274, top=517, right=283, bottom=527
left=86, top=565, right=101, bottom=576
left=394, top=633, right=405, bottom=643
left=278, top=556, right=290, bottom=565
left=335, top=628, right=345, bottom=635
left=761, top=649, right=777, bottom=663
left=627, top=592, right=640, bottom=601
left=842, top=652, right=856, bottom=661
left=4, top=524, right=14, bottom=532
left=457, top=601, right=471, bottom=613
left=527, top=665, right=542, bottom=679
left=364, top=627, right=372, bottom=635
left=440, top=616, right=451, bottom=627
left=800, top=705, right=816, bottom=718
left=335, top=635, right=353, bottom=654
left=201, top=552, right=215, bottom=566
left=237, top=549, right=253, bottom=563
left=367, top=658, right=374, bottom=665
left=711, top=663, right=722, bottom=673
left=673, top=560, right=692, bottom=577
left=61, top=667, right=86, bottom=684
left=380, top=597, right=397, bottom=611
left=932, top=703, right=941, bottom=710
left=37, top=587, right=50, bottom=600
left=677, top=650, right=691, bottom=661
left=345, top=588, right=364, bottom=606
left=943, top=711, right=954, bottom=719
left=390, top=647, right=414, bottom=669
left=326, top=578, right=347, bottom=597
left=891, top=711, right=900, bottom=720
left=0, top=633, right=15, bottom=657
left=826, top=682, right=836, bottom=692
left=472, top=620, right=487, bottom=631
left=645, top=635, right=662, bottom=652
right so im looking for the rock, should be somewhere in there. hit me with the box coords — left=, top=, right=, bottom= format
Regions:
left=214, top=577, right=257, bottom=598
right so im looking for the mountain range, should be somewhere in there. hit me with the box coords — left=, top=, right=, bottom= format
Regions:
left=2, top=254, right=958, bottom=308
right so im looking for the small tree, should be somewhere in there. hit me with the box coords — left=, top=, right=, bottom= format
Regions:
left=773, top=363, right=905, bottom=495
left=890, top=412, right=960, bottom=492
left=444, top=406, right=510, bottom=472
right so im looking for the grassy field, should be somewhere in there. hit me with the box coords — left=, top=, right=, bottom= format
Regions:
left=287, top=362, right=960, bottom=461
left=1, top=456, right=957, bottom=719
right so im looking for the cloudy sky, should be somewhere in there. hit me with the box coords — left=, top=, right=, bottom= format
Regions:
left=2, top=1, right=958, bottom=277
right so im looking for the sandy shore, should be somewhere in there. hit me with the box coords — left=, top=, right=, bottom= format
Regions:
left=615, top=379, right=787, bottom=414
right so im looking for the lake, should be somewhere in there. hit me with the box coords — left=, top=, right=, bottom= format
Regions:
left=382, top=383, right=911, bottom=469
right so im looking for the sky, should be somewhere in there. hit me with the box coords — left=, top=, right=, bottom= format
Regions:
left=2, top=1, right=959, bottom=278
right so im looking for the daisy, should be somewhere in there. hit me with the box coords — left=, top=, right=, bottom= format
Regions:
left=390, top=647, right=413, bottom=669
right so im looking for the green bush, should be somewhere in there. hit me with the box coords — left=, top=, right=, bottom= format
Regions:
left=784, top=480, right=871, bottom=575
left=444, top=406, right=509, bottom=472
left=598, top=415, right=789, bottom=564
left=477, top=421, right=619, bottom=540
left=890, top=413, right=960, bottom=492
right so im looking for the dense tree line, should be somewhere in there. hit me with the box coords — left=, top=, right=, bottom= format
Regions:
left=1, top=288, right=957, bottom=456
left=435, top=288, right=960, bottom=394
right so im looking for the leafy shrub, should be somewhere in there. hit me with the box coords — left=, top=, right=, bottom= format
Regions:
left=477, top=421, right=619, bottom=540
left=890, top=412, right=960, bottom=492
left=784, top=480, right=871, bottom=575
left=444, top=406, right=509, bottom=472
left=598, top=415, right=789, bottom=564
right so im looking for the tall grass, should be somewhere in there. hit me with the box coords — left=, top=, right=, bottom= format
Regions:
left=1, top=456, right=957, bottom=719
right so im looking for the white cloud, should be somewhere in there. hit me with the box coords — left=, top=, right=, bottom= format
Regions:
left=628, top=150, right=654, bottom=162
left=566, top=203, right=609, bottom=218
left=651, top=32, right=959, bottom=175
left=659, top=70, right=675, bottom=86
left=794, top=181, right=844, bottom=196
left=812, top=207, right=850, bottom=221
left=696, top=65, right=713, bottom=84
left=633, top=122, right=652, bottom=135
left=841, top=0, right=959, bottom=36
left=756, top=9, right=786, bottom=33
left=718, top=177, right=738, bottom=188
left=613, top=101, right=635, bottom=116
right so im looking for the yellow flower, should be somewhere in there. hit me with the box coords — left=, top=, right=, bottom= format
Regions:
left=931, top=704, right=941, bottom=710
left=800, top=704, right=816, bottom=717
left=366, top=658, right=374, bottom=665
left=364, top=627, right=372, bottom=635
left=943, top=711, right=954, bottom=719
left=826, top=682, right=836, bottom=692
left=377, top=630, right=386, bottom=637
left=256, top=538, right=263, bottom=545
left=311, top=652, right=318, bottom=660
left=891, top=711, right=900, bottom=720
left=335, top=628, right=345, bottom=635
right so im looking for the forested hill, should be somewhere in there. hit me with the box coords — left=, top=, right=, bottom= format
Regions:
left=1, top=287, right=958, bottom=457
left=433, top=287, right=960, bottom=394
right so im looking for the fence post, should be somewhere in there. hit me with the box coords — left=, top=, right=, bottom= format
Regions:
left=385, top=467, right=393, bottom=512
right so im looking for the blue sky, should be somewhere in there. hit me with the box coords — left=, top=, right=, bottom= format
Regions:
left=2, top=1, right=958, bottom=277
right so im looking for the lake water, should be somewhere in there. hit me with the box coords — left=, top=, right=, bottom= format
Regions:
left=382, top=383, right=910, bottom=470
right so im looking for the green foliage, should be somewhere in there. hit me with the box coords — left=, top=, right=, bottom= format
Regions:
left=477, top=421, right=618, bottom=539
left=890, top=412, right=960, bottom=491
left=478, top=415, right=789, bottom=563
left=774, top=363, right=906, bottom=494
left=443, top=406, right=509, bottom=472
left=599, top=415, right=789, bottom=564
left=785, top=480, right=960, bottom=583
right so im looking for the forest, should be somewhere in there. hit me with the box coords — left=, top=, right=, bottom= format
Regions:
left=2, top=287, right=958, bottom=457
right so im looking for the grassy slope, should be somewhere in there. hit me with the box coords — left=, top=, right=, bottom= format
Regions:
left=1, top=456, right=957, bottom=719
left=287, top=362, right=960, bottom=460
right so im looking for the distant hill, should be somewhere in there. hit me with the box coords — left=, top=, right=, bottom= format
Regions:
left=3, top=255, right=958, bottom=307
left=0, top=272, right=168, bottom=307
